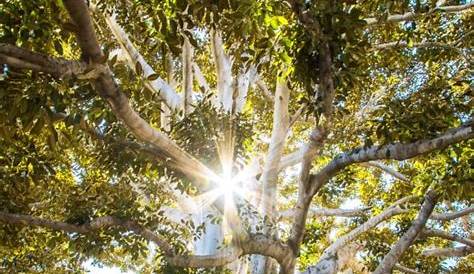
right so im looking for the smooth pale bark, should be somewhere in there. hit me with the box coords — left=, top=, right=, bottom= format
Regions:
left=373, top=190, right=438, bottom=274
left=364, top=3, right=474, bottom=25
left=182, top=37, right=194, bottom=114
left=421, top=229, right=474, bottom=247
left=211, top=30, right=233, bottom=112
left=430, top=206, right=474, bottom=221
left=0, top=43, right=89, bottom=78
left=260, top=80, right=290, bottom=218
left=193, top=62, right=211, bottom=94
left=104, top=14, right=182, bottom=110
left=235, top=67, right=257, bottom=112
left=422, top=246, right=473, bottom=257
left=161, top=52, right=175, bottom=131
left=254, top=80, right=290, bottom=273
left=304, top=196, right=413, bottom=274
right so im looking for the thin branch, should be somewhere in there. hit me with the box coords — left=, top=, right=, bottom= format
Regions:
left=235, top=66, right=257, bottom=113
left=361, top=161, right=411, bottom=184
left=255, top=76, right=275, bottom=103
left=430, top=206, right=474, bottom=221
left=104, top=14, right=182, bottom=110
left=394, top=264, right=423, bottom=274
left=279, top=207, right=370, bottom=220
left=373, top=190, right=438, bottom=274
left=365, top=3, right=474, bottom=25
left=304, top=196, right=413, bottom=273
left=421, top=229, right=474, bottom=247
left=422, top=246, right=473, bottom=257
left=0, top=211, right=174, bottom=255
left=182, top=36, right=194, bottom=114
left=211, top=30, right=233, bottom=111
left=192, top=62, right=211, bottom=94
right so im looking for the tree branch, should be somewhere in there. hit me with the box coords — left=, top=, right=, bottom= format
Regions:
left=62, top=0, right=219, bottom=193
left=309, top=121, right=473, bottom=196
left=430, top=206, right=474, bottom=221
left=104, top=14, right=182, bottom=110
left=361, top=161, right=411, bottom=183
left=373, top=190, right=438, bottom=274
left=394, top=264, right=423, bottom=274
left=255, top=75, right=275, bottom=103
left=182, top=36, right=194, bottom=114
left=211, top=30, right=233, bottom=112
left=422, top=246, right=473, bottom=257
left=0, top=43, right=89, bottom=78
left=0, top=210, right=289, bottom=268
left=279, top=206, right=370, bottom=220
left=421, top=229, right=474, bottom=247
left=305, top=196, right=414, bottom=274
left=365, top=3, right=474, bottom=25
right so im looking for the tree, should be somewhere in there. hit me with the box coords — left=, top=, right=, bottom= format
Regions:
left=0, top=0, right=472, bottom=273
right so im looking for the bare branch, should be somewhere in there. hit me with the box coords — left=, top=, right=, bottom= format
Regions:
left=365, top=3, right=474, bottom=25
left=279, top=207, right=370, bottom=220
left=361, top=161, right=411, bottom=183
left=431, top=206, right=474, bottom=221
left=0, top=43, right=89, bottom=78
left=211, top=30, right=233, bottom=111
left=0, top=211, right=174, bottom=255
left=421, top=229, right=474, bottom=247
left=394, top=264, right=423, bottom=274
left=422, top=246, right=473, bottom=257
left=104, top=14, right=182, bottom=110
left=192, top=62, right=211, bottom=94
left=255, top=76, right=275, bottom=103
left=235, top=66, right=257, bottom=113
left=62, top=0, right=219, bottom=192
left=182, top=36, right=194, bottom=114
left=309, top=121, right=473, bottom=196
left=260, top=80, right=290, bottom=218
left=373, top=190, right=438, bottom=274
left=302, top=198, right=411, bottom=273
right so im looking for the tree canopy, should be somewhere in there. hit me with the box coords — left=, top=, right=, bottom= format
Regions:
left=0, top=0, right=472, bottom=273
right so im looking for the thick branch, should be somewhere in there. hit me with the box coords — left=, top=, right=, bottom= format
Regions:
left=62, top=0, right=218, bottom=192
left=0, top=43, right=88, bottom=78
left=260, top=80, right=290, bottom=219
left=373, top=190, right=438, bottom=274
left=365, top=3, right=474, bottom=25
left=309, top=121, right=473, bottom=196
left=431, top=206, right=474, bottom=221
left=255, top=76, right=275, bottom=103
